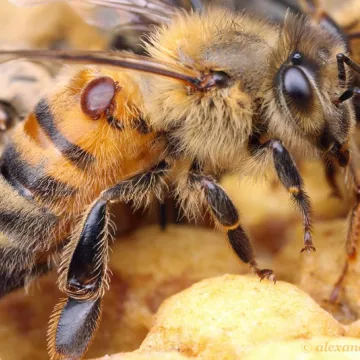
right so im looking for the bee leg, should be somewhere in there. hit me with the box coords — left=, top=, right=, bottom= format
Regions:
left=48, top=160, right=168, bottom=359
left=323, top=158, right=342, bottom=199
left=159, top=202, right=167, bottom=230
left=188, top=172, right=276, bottom=283
left=48, top=198, right=109, bottom=360
left=267, top=140, right=314, bottom=253
left=337, top=54, right=360, bottom=76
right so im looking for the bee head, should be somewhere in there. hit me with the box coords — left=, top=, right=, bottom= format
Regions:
left=262, top=13, right=356, bottom=162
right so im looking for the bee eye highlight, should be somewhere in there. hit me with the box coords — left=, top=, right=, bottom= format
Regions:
left=291, top=52, right=303, bottom=65
left=283, top=66, right=312, bottom=109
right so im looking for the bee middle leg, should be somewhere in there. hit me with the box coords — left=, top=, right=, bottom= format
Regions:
left=248, top=132, right=314, bottom=262
left=184, top=168, right=276, bottom=282
left=48, top=160, right=168, bottom=360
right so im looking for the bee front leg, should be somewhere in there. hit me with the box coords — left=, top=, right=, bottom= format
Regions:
left=48, top=160, right=168, bottom=360
left=186, top=170, right=276, bottom=282
left=267, top=140, right=314, bottom=253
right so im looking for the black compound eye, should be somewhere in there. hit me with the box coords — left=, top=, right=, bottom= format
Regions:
left=283, top=66, right=312, bottom=109
left=291, top=51, right=303, bottom=66
left=212, top=71, right=231, bottom=88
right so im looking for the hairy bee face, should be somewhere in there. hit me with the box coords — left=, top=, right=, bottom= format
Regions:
left=263, top=14, right=355, bottom=155
left=143, top=10, right=279, bottom=171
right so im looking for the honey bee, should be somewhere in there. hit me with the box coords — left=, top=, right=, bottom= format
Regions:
left=0, top=59, right=53, bottom=153
left=1, top=0, right=360, bottom=358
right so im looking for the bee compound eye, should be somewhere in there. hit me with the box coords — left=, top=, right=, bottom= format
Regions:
left=283, top=66, right=312, bottom=109
left=81, top=76, right=117, bottom=119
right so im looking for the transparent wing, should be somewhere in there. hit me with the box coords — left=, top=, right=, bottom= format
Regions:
left=9, top=0, right=182, bottom=29
left=0, top=49, right=201, bottom=86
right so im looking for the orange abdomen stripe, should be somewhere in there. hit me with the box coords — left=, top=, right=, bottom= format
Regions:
left=34, top=98, right=95, bottom=169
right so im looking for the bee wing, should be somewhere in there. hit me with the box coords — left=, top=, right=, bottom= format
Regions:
left=9, top=0, right=183, bottom=29
left=0, top=49, right=201, bottom=86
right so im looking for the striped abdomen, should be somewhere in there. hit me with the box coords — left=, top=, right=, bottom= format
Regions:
left=1, top=68, right=164, bottom=219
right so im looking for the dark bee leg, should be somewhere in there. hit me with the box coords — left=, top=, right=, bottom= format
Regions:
left=159, top=202, right=167, bottom=230
left=337, top=54, right=360, bottom=75
left=48, top=161, right=168, bottom=360
left=266, top=140, right=314, bottom=253
left=323, top=158, right=342, bottom=199
left=337, top=54, right=347, bottom=86
left=187, top=171, right=276, bottom=282
left=48, top=198, right=109, bottom=360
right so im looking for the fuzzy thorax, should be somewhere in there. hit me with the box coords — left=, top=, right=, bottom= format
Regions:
left=141, top=8, right=279, bottom=172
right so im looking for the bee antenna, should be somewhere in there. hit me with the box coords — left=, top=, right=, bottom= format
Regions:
left=348, top=32, right=360, bottom=40
left=334, top=87, right=360, bottom=105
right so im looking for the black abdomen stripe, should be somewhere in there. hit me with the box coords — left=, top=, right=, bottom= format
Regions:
left=1, top=145, right=76, bottom=200
left=35, top=99, right=95, bottom=169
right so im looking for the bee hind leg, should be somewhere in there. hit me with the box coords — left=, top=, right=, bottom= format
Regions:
left=48, top=160, right=168, bottom=359
left=48, top=198, right=109, bottom=360
left=48, top=297, right=102, bottom=360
